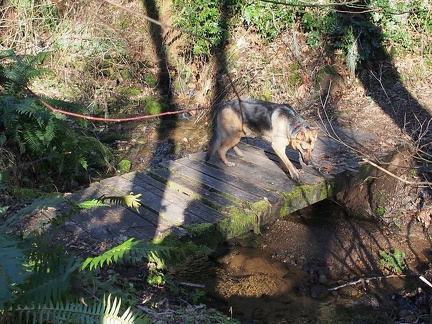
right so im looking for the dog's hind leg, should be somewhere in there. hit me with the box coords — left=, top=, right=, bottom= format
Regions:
left=205, top=133, right=221, bottom=163
left=232, top=146, right=244, bottom=158
left=217, top=132, right=242, bottom=166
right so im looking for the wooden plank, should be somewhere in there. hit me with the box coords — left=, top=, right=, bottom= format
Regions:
left=193, top=146, right=327, bottom=189
left=74, top=183, right=161, bottom=240
left=120, top=172, right=226, bottom=224
left=190, top=151, right=295, bottom=192
left=69, top=205, right=150, bottom=240
left=240, top=138, right=301, bottom=164
left=100, top=175, right=207, bottom=226
left=149, top=167, right=240, bottom=210
left=88, top=181, right=185, bottom=239
left=160, top=159, right=266, bottom=203
left=54, top=184, right=153, bottom=240
left=175, top=158, right=282, bottom=204
left=90, top=184, right=170, bottom=240
left=203, top=141, right=301, bottom=175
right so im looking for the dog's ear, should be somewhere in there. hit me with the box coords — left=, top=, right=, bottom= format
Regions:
left=296, top=128, right=319, bottom=140
left=309, top=128, right=319, bottom=137
left=295, top=130, right=307, bottom=140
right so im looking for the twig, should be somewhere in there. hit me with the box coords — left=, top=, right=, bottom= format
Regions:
left=328, top=274, right=408, bottom=291
left=317, top=80, right=364, bottom=157
left=419, top=275, right=432, bottom=288
left=177, top=281, right=205, bottom=288
left=363, top=158, right=431, bottom=187
left=329, top=274, right=432, bottom=292
left=261, top=0, right=362, bottom=8
left=318, top=80, right=431, bottom=188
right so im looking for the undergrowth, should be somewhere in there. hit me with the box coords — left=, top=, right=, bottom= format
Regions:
left=0, top=49, right=113, bottom=189
left=0, top=193, right=217, bottom=322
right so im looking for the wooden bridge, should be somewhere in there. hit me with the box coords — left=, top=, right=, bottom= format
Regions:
left=48, top=127, right=387, bottom=245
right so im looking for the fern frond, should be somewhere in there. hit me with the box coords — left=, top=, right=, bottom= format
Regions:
left=81, top=238, right=140, bottom=270
left=13, top=100, right=38, bottom=118
left=0, top=236, right=28, bottom=310
left=15, top=251, right=81, bottom=308
left=77, top=199, right=110, bottom=209
left=99, top=193, right=142, bottom=212
left=23, top=127, right=44, bottom=154
left=0, top=49, right=112, bottom=181
left=13, top=294, right=147, bottom=323
left=0, top=96, right=29, bottom=129
left=81, top=238, right=173, bottom=271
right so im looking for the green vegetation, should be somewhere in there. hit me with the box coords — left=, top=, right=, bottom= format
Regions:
left=0, top=194, right=217, bottom=322
left=0, top=195, right=146, bottom=321
left=217, top=199, right=272, bottom=238
left=143, top=97, right=169, bottom=115
left=118, top=159, right=132, bottom=173
left=173, top=0, right=431, bottom=73
left=0, top=49, right=112, bottom=188
left=240, top=1, right=296, bottom=41
left=172, top=0, right=230, bottom=56
left=375, top=206, right=386, bottom=217
left=379, top=249, right=406, bottom=274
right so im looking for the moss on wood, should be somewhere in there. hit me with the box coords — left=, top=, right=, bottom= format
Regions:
left=216, top=199, right=271, bottom=239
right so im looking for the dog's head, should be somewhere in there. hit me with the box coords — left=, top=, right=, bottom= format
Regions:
left=291, top=127, right=319, bottom=166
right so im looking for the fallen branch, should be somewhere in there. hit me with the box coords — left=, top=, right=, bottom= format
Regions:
left=328, top=274, right=408, bottom=291
left=363, top=158, right=431, bottom=187
left=329, top=274, right=432, bottom=292
left=419, top=275, right=432, bottom=288
left=177, top=281, right=205, bottom=288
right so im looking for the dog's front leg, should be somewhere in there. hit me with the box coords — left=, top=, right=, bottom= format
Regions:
left=271, top=141, right=300, bottom=181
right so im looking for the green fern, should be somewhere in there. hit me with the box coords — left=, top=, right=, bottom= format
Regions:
left=0, top=49, right=113, bottom=185
left=0, top=236, right=29, bottom=310
left=13, top=294, right=147, bottom=323
left=14, top=248, right=81, bottom=309
left=81, top=238, right=173, bottom=270
left=0, top=49, right=49, bottom=96
left=98, top=192, right=142, bottom=212
left=82, top=237, right=212, bottom=271
left=0, top=192, right=214, bottom=322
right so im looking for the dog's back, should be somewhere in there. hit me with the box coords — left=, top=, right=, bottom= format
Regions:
left=206, top=99, right=277, bottom=162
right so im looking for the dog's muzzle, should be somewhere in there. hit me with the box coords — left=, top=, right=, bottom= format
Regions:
left=300, top=153, right=319, bottom=168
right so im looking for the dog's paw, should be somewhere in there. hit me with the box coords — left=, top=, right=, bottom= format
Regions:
left=289, top=170, right=300, bottom=182
left=224, top=161, right=236, bottom=167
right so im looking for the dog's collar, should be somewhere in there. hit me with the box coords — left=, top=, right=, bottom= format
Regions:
left=290, top=121, right=305, bottom=137
left=293, top=122, right=303, bottom=130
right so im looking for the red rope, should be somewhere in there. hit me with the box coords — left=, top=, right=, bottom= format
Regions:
left=25, top=85, right=207, bottom=123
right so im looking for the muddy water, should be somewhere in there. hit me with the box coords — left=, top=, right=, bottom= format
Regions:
left=188, top=199, right=429, bottom=323
left=199, top=246, right=401, bottom=323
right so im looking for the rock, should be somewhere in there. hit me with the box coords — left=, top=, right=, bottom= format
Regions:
left=310, top=284, right=328, bottom=299
left=318, top=274, right=328, bottom=285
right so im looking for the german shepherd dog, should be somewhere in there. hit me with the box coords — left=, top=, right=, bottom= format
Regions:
left=205, top=98, right=319, bottom=181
